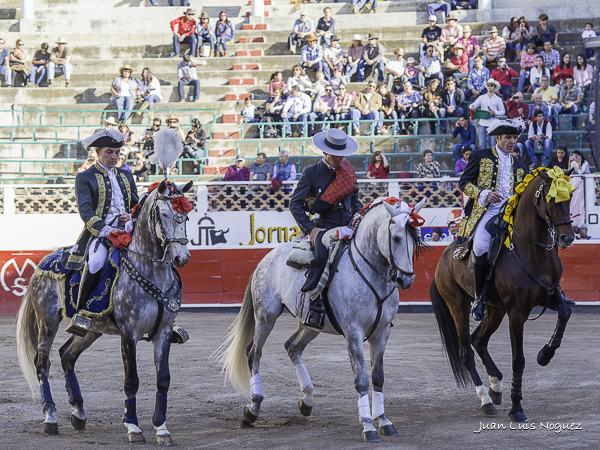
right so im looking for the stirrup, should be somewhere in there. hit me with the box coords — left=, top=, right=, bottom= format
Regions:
left=304, top=307, right=325, bottom=330
left=171, top=325, right=189, bottom=344
left=470, top=300, right=487, bottom=322
left=66, top=313, right=91, bottom=337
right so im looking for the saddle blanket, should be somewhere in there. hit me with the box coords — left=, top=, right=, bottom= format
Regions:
left=37, top=247, right=120, bottom=320
left=286, top=226, right=352, bottom=267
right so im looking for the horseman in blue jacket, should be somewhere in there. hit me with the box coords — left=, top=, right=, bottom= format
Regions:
left=63, top=129, right=139, bottom=336
left=289, top=129, right=362, bottom=328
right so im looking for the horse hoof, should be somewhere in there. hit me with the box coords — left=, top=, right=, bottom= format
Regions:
left=379, top=424, right=399, bottom=437
left=156, top=434, right=173, bottom=446
left=43, top=422, right=59, bottom=435
left=241, top=406, right=258, bottom=428
left=489, top=389, right=502, bottom=406
left=71, top=414, right=86, bottom=430
left=298, top=399, right=312, bottom=417
left=481, top=402, right=498, bottom=417
left=537, top=345, right=556, bottom=367
left=509, top=411, right=527, bottom=423
left=363, top=430, right=382, bottom=443
left=128, top=432, right=146, bottom=444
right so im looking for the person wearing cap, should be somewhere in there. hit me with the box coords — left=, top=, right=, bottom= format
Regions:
left=177, top=54, right=206, bottom=102
left=360, top=33, right=385, bottom=83
left=465, top=56, right=490, bottom=101
left=352, top=0, right=378, bottom=15
left=289, top=128, right=362, bottom=328
left=215, top=11, right=234, bottom=58
left=170, top=8, right=197, bottom=58
left=469, top=78, right=505, bottom=147
left=345, top=34, right=365, bottom=82
left=316, top=7, right=336, bottom=48
left=443, top=43, right=468, bottom=84
left=457, top=118, right=528, bottom=321
left=195, top=12, right=215, bottom=57
left=420, top=15, right=444, bottom=57
left=301, top=35, right=323, bottom=75
left=110, top=66, right=139, bottom=122
left=404, top=57, right=419, bottom=85
left=482, top=26, right=507, bottom=66
left=28, top=42, right=50, bottom=87
left=456, top=25, right=481, bottom=71
left=440, top=13, right=464, bottom=57
left=351, top=81, right=383, bottom=136
left=224, top=155, right=250, bottom=181
left=440, top=77, right=465, bottom=133
left=62, top=128, right=139, bottom=336
left=491, top=56, right=519, bottom=100
left=48, top=37, right=72, bottom=88
left=289, top=11, right=315, bottom=54
left=282, top=85, right=312, bottom=137
left=323, top=34, right=344, bottom=80
left=385, top=48, right=407, bottom=92
left=418, top=44, right=443, bottom=89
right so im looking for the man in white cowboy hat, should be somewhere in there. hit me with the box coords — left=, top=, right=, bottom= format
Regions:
left=289, top=10, right=315, bottom=54
left=482, top=26, right=506, bottom=66
left=469, top=78, right=505, bottom=147
left=48, top=37, right=72, bottom=88
left=345, top=34, right=365, bottom=82
left=290, top=128, right=362, bottom=329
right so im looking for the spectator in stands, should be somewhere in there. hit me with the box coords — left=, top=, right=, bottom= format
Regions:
left=196, top=12, right=214, bottom=57
left=224, top=155, right=250, bottom=181
left=182, top=118, right=206, bottom=175
left=78, top=149, right=97, bottom=174
left=430, top=228, right=443, bottom=242
left=426, top=1, right=450, bottom=20
left=385, top=48, right=407, bottom=92
left=361, top=34, right=385, bottom=84
left=329, top=66, right=346, bottom=95
left=137, top=67, right=162, bottom=112
left=443, top=43, right=468, bottom=84
left=316, top=7, right=335, bottom=47
left=110, top=65, right=138, bottom=122
left=323, top=35, right=344, bottom=80
left=351, top=81, right=382, bottom=136
left=139, top=118, right=161, bottom=155
left=577, top=225, right=591, bottom=240
left=332, top=84, right=352, bottom=127
left=289, top=11, right=314, bottom=55
left=505, top=91, right=529, bottom=120
left=446, top=221, right=459, bottom=241
left=535, top=13, right=558, bottom=46
left=377, top=83, right=398, bottom=134
left=273, top=150, right=297, bottom=180
left=491, top=56, right=518, bottom=100
left=502, top=17, right=520, bottom=61
left=540, top=40, right=560, bottom=71
left=451, top=114, right=476, bottom=163
left=517, top=43, right=537, bottom=92
left=177, top=54, right=205, bottom=102
left=416, top=149, right=440, bottom=178
left=469, top=78, right=505, bottom=147
left=215, top=11, right=234, bottom=58
left=421, top=78, right=442, bottom=134
left=557, top=75, right=582, bottom=129
left=582, top=23, right=596, bottom=60
left=457, top=25, right=480, bottom=71
left=118, top=121, right=136, bottom=146
left=346, top=34, right=365, bottom=82
left=440, top=77, right=465, bottom=133
left=397, top=81, right=423, bottom=135
left=482, top=27, right=506, bottom=66
left=131, top=151, right=150, bottom=182
left=28, top=43, right=49, bottom=87
left=352, top=0, right=378, bottom=15
left=116, top=150, right=131, bottom=172
left=9, top=39, right=28, bottom=87
left=241, top=97, right=260, bottom=124
left=548, top=144, right=569, bottom=170
left=552, top=53, right=573, bottom=85
left=405, top=57, right=419, bottom=85
left=529, top=55, right=550, bottom=92
left=269, top=72, right=286, bottom=95
left=282, top=85, right=311, bottom=137
left=47, top=38, right=72, bottom=88
left=533, top=76, right=558, bottom=117
left=525, top=110, right=552, bottom=168
left=517, top=17, right=536, bottom=57
left=167, top=115, right=185, bottom=143
left=420, top=15, right=443, bottom=57
left=528, top=92, right=551, bottom=121
left=465, top=56, right=489, bottom=101
left=454, top=145, right=472, bottom=175
left=366, top=151, right=389, bottom=179
left=309, top=84, right=335, bottom=136
left=313, top=70, right=328, bottom=97
left=574, top=54, right=593, bottom=91
left=260, top=86, right=285, bottom=137
left=249, top=152, right=273, bottom=182
left=301, top=34, right=323, bottom=75
left=418, top=44, right=443, bottom=88
left=440, top=14, right=463, bottom=57
left=570, top=150, right=590, bottom=174
left=0, top=38, right=11, bottom=87
left=287, top=64, right=313, bottom=94
left=171, top=9, right=196, bottom=58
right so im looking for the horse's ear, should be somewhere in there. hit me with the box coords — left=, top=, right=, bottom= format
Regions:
left=414, top=198, right=426, bottom=214
left=182, top=180, right=194, bottom=193
left=158, top=180, right=167, bottom=194
left=566, top=168, right=574, bottom=177
left=538, top=169, right=551, bottom=182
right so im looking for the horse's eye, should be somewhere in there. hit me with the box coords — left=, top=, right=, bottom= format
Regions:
left=393, top=236, right=400, bottom=243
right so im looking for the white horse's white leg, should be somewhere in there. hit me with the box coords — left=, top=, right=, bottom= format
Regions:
left=123, top=422, right=145, bottom=443
left=285, top=325, right=320, bottom=416
left=154, top=421, right=173, bottom=446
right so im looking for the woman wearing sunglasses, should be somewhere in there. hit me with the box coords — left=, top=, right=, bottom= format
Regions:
left=215, top=11, right=234, bottom=57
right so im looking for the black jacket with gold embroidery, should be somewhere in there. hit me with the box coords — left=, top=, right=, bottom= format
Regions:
left=457, top=146, right=527, bottom=244
left=61, top=164, right=138, bottom=270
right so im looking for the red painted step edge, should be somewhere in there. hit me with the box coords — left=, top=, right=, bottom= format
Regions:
left=225, top=93, right=252, bottom=101
left=242, top=24, right=268, bottom=31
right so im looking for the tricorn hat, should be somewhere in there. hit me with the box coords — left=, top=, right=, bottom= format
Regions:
left=82, top=129, right=125, bottom=150
left=312, top=129, right=359, bottom=156
left=488, top=118, right=527, bottom=136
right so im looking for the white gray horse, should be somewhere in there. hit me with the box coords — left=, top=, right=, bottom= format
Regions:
left=16, top=179, right=192, bottom=445
left=216, top=198, right=427, bottom=443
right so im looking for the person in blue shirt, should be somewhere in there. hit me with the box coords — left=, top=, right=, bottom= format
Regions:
left=215, top=11, right=235, bottom=57
left=196, top=12, right=215, bottom=57
left=451, top=114, right=477, bottom=163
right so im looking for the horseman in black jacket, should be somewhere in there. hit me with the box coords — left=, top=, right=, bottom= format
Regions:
left=289, top=128, right=362, bottom=328
left=63, top=129, right=139, bottom=336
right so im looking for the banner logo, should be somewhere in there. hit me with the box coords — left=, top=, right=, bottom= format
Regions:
left=1, top=258, right=37, bottom=297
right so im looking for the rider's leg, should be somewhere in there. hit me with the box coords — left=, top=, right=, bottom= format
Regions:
left=301, top=230, right=328, bottom=329
left=471, top=219, right=492, bottom=321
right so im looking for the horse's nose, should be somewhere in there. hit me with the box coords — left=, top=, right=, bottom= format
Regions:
left=558, top=234, right=574, bottom=248
left=173, top=256, right=182, bottom=266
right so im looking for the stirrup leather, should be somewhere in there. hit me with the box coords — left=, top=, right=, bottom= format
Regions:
left=66, top=314, right=91, bottom=337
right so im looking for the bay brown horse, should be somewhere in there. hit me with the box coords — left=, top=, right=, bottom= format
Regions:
left=430, top=169, right=575, bottom=422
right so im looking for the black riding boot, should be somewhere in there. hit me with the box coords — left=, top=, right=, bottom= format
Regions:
left=557, top=285, right=575, bottom=305
left=301, top=255, right=328, bottom=330
left=66, top=263, right=103, bottom=337
left=471, top=254, right=490, bottom=321
left=305, top=294, right=325, bottom=329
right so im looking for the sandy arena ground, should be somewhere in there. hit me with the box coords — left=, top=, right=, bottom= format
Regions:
left=0, top=311, right=598, bottom=449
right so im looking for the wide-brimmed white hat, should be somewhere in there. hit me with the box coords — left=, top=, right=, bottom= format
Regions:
left=486, top=78, right=501, bottom=91
left=312, top=129, right=359, bottom=156
left=352, top=34, right=362, bottom=41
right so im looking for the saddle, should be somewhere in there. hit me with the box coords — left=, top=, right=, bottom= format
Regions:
left=285, top=228, right=345, bottom=269
left=465, top=210, right=509, bottom=278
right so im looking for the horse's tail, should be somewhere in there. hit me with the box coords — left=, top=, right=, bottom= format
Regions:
left=16, top=280, right=40, bottom=399
left=430, top=279, right=470, bottom=387
left=213, top=271, right=256, bottom=395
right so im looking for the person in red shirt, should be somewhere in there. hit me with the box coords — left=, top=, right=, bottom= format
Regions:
left=443, top=43, right=469, bottom=84
left=504, top=91, right=529, bottom=120
left=171, top=8, right=197, bottom=57
left=366, top=151, right=389, bottom=179
left=491, top=56, right=518, bottom=100
left=552, top=53, right=573, bottom=85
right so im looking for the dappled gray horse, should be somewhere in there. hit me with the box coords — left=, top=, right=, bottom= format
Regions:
left=217, top=198, right=427, bottom=443
left=16, top=180, right=192, bottom=445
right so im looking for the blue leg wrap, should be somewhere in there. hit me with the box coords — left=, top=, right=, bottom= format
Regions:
left=123, top=397, right=138, bottom=426
left=64, top=373, right=83, bottom=406
left=40, top=380, right=55, bottom=411
left=152, top=392, right=168, bottom=427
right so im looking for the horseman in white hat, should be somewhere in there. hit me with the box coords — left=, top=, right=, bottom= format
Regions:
left=289, top=128, right=362, bottom=328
